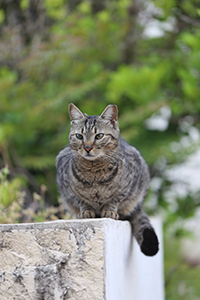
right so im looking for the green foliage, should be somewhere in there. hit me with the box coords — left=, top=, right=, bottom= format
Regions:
left=0, top=167, right=24, bottom=207
left=0, top=167, right=70, bottom=224
left=165, top=236, right=200, bottom=300
left=20, top=0, right=29, bottom=10
left=0, top=10, right=5, bottom=23
left=0, top=166, right=25, bottom=223
left=45, top=0, right=66, bottom=19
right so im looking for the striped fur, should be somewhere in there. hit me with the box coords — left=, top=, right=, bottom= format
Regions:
left=56, top=104, right=159, bottom=256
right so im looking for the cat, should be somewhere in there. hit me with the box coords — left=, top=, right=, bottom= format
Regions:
left=56, top=103, right=159, bottom=256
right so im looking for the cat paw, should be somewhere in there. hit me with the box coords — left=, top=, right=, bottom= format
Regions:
left=141, top=228, right=159, bottom=256
left=78, top=210, right=95, bottom=219
left=101, top=210, right=119, bottom=220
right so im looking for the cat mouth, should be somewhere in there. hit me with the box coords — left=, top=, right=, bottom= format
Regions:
left=83, top=153, right=99, bottom=160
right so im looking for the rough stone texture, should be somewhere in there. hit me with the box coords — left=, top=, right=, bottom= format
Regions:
left=0, top=219, right=105, bottom=300
left=0, top=218, right=164, bottom=300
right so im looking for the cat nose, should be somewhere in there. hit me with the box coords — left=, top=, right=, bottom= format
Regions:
left=84, top=146, right=93, bottom=153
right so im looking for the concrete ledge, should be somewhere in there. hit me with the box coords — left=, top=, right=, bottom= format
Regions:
left=0, top=218, right=164, bottom=300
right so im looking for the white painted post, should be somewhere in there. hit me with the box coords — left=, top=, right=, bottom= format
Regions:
left=104, top=217, right=164, bottom=300
left=0, top=218, right=164, bottom=300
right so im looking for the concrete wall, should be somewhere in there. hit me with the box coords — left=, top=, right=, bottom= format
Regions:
left=0, top=218, right=164, bottom=300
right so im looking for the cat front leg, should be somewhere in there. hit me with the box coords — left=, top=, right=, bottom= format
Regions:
left=78, top=203, right=95, bottom=219
left=101, top=204, right=119, bottom=220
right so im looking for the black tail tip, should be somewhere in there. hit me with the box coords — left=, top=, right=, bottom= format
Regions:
left=141, top=228, right=159, bottom=256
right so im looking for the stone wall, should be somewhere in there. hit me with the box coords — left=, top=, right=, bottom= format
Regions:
left=0, top=218, right=164, bottom=300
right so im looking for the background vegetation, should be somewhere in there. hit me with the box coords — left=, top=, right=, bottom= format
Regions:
left=0, top=0, right=200, bottom=298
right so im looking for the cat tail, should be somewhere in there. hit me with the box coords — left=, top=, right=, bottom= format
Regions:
left=128, top=208, right=159, bottom=256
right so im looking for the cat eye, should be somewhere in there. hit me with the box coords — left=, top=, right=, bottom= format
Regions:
left=95, top=133, right=104, bottom=140
left=76, top=133, right=83, bottom=140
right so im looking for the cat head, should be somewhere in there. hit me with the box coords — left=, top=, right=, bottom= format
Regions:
left=68, top=103, right=120, bottom=160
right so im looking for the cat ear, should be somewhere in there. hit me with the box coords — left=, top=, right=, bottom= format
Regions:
left=69, top=103, right=84, bottom=121
left=100, top=104, right=118, bottom=123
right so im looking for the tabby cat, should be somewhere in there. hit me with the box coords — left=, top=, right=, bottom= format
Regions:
left=56, top=103, right=159, bottom=256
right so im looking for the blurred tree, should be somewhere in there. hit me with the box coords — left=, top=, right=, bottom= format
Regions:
left=0, top=0, right=200, bottom=230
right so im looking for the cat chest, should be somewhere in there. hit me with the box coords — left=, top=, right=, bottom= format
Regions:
left=73, top=182, right=118, bottom=210
left=70, top=165, right=122, bottom=201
